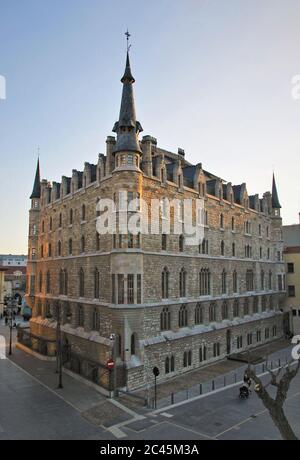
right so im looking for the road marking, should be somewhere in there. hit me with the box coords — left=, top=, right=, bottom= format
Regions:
left=214, top=389, right=300, bottom=439
left=108, top=426, right=127, bottom=439
left=161, top=412, right=173, bottom=418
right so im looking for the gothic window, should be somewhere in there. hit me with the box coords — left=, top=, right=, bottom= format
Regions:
left=233, top=299, right=239, bottom=318
left=165, top=357, right=170, bottom=374
left=118, top=274, right=125, bottom=304
left=232, top=242, right=235, bottom=257
left=233, top=270, right=238, bottom=293
left=94, top=268, right=100, bottom=299
left=246, top=269, right=254, bottom=291
left=161, top=307, right=171, bottom=331
left=137, top=274, right=142, bottom=304
left=222, top=269, right=227, bottom=294
left=96, top=232, right=100, bottom=251
left=92, top=308, right=100, bottom=331
left=253, top=297, right=259, bottom=314
left=221, top=301, right=228, bottom=320
left=130, top=334, right=136, bottom=356
left=209, top=302, right=217, bottom=322
left=260, top=247, right=263, bottom=259
left=171, top=355, right=175, bottom=372
left=195, top=303, right=203, bottom=325
left=261, top=296, right=267, bottom=312
left=58, top=241, right=62, bottom=257
left=81, top=204, right=86, bottom=221
left=79, top=268, right=85, bottom=297
left=269, top=271, right=272, bottom=290
left=39, top=272, right=43, bottom=293
left=162, top=267, right=169, bottom=299
left=188, top=350, right=192, bottom=366
left=213, top=343, right=221, bottom=357
left=127, top=274, right=134, bottom=304
left=42, top=221, right=45, bottom=233
left=81, top=236, right=85, bottom=253
left=231, top=217, right=235, bottom=231
left=69, top=209, right=73, bottom=225
left=46, top=271, right=51, bottom=294
left=179, top=235, right=184, bottom=252
left=179, top=268, right=187, bottom=297
left=244, top=298, right=249, bottom=316
left=49, top=217, right=53, bottom=231
left=78, top=305, right=84, bottom=327
left=69, top=238, right=73, bottom=255
left=199, top=268, right=210, bottom=296
left=179, top=305, right=188, bottom=328
left=48, top=243, right=52, bottom=257
left=59, top=213, right=62, bottom=228
left=220, top=213, right=224, bottom=229
left=261, top=270, right=265, bottom=290
left=162, top=233, right=167, bottom=251
left=221, top=240, right=225, bottom=256
left=199, top=345, right=207, bottom=363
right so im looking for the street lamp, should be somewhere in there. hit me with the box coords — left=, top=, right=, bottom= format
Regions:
left=55, top=301, right=63, bottom=389
left=109, top=333, right=117, bottom=397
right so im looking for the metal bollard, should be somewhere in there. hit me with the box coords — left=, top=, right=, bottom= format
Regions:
left=278, top=359, right=281, bottom=368
left=186, top=389, right=189, bottom=400
left=200, top=383, right=203, bottom=395
left=234, top=373, right=237, bottom=383
left=212, top=380, right=215, bottom=391
left=262, top=363, right=265, bottom=373
left=171, top=393, right=174, bottom=405
left=224, top=376, right=226, bottom=387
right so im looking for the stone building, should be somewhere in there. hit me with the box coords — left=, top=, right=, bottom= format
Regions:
left=24, top=50, right=286, bottom=392
left=283, top=220, right=300, bottom=335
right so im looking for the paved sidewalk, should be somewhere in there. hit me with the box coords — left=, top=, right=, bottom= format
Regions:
left=119, top=338, right=292, bottom=411
left=0, top=321, right=133, bottom=428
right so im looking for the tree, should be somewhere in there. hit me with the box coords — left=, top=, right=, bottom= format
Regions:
left=247, top=359, right=300, bottom=440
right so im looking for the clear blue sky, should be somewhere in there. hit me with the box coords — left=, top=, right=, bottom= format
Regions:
left=0, top=0, right=300, bottom=253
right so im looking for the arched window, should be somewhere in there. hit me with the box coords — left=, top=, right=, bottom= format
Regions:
left=162, top=233, right=167, bottom=251
left=199, top=345, right=207, bottom=363
left=39, top=272, right=43, bottom=293
left=48, top=243, right=52, bottom=257
left=81, top=204, right=86, bottom=221
left=92, top=308, right=100, bottom=331
left=59, top=213, right=62, bottom=228
left=222, top=269, right=227, bottom=294
left=232, top=242, right=235, bottom=257
left=221, top=301, right=228, bottom=320
left=171, top=355, right=175, bottom=372
left=94, top=268, right=100, bottom=298
left=49, top=217, right=53, bottom=231
left=179, top=268, right=186, bottom=297
left=261, top=270, right=265, bottom=290
left=58, top=241, right=62, bottom=257
left=162, top=267, right=169, bottom=299
left=199, top=268, right=210, bottom=296
left=209, top=302, right=217, bottom=322
left=269, top=271, right=272, bottom=290
left=179, top=305, right=188, bottom=328
left=244, top=298, right=249, bottom=316
left=46, top=271, right=51, bottom=294
left=165, top=357, right=170, bottom=374
left=131, top=334, right=136, bottom=356
left=188, top=350, right=192, bottom=366
left=160, top=307, right=171, bottom=331
left=253, top=297, right=259, bottom=314
left=195, top=303, right=203, bottom=325
left=69, top=238, right=73, bottom=255
left=78, top=305, right=84, bottom=327
left=233, top=299, right=239, bottom=318
left=96, top=232, right=100, bottom=251
left=233, top=270, right=238, bottom=293
left=42, top=221, right=45, bottom=233
left=81, top=236, right=85, bottom=253
left=69, top=209, right=73, bottom=225
left=79, top=268, right=85, bottom=297
left=231, top=217, right=235, bottom=231
left=221, top=240, right=225, bottom=256
left=179, top=235, right=184, bottom=252
left=59, top=269, right=64, bottom=295
left=246, top=269, right=254, bottom=291
left=220, top=213, right=224, bottom=229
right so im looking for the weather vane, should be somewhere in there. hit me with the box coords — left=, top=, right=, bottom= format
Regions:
left=125, top=29, right=131, bottom=52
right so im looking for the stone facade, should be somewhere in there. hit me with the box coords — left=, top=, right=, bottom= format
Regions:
left=25, top=51, right=286, bottom=391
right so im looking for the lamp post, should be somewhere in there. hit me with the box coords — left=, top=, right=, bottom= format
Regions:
left=55, top=301, right=63, bottom=389
left=109, top=333, right=117, bottom=397
left=8, top=297, right=15, bottom=356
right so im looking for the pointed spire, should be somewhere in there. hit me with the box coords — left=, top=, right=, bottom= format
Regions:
left=30, top=158, right=41, bottom=199
left=272, top=173, right=281, bottom=209
left=113, top=39, right=143, bottom=154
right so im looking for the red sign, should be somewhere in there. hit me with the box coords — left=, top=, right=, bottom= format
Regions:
left=107, top=359, right=114, bottom=370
